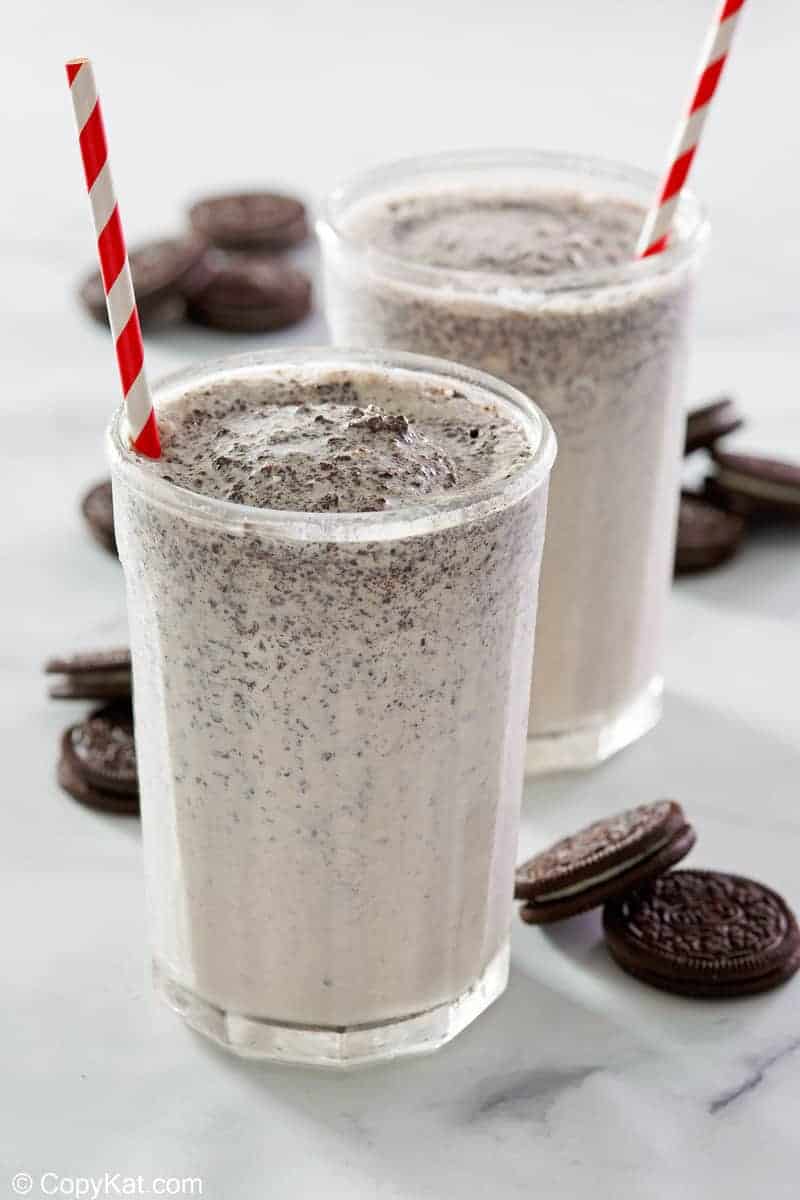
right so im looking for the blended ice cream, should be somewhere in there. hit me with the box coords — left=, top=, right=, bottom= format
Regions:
left=323, top=170, right=700, bottom=766
left=150, top=375, right=529, bottom=511
left=110, top=355, right=552, bottom=1055
left=362, top=190, right=644, bottom=276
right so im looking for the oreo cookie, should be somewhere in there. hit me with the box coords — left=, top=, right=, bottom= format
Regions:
left=81, top=479, right=116, bottom=557
left=45, top=647, right=131, bottom=701
left=188, top=192, right=309, bottom=252
left=707, top=449, right=800, bottom=521
left=79, top=236, right=207, bottom=326
left=185, top=256, right=311, bottom=333
left=674, top=493, right=745, bottom=575
left=516, top=801, right=695, bottom=924
left=684, top=396, right=744, bottom=455
left=603, top=870, right=800, bottom=997
left=58, top=702, right=139, bottom=815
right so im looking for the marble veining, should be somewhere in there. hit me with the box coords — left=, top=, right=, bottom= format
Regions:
left=468, top=1066, right=600, bottom=1122
left=709, top=1036, right=800, bottom=1115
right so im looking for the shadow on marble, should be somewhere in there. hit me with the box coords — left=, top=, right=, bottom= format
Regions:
left=187, top=959, right=633, bottom=1119
left=177, top=969, right=637, bottom=1198
left=673, top=525, right=800, bottom=623
left=144, top=321, right=281, bottom=360
left=539, top=910, right=797, bottom=1061
left=139, top=313, right=331, bottom=386
left=631, top=689, right=800, bottom=837
left=522, top=689, right=800, bottom=839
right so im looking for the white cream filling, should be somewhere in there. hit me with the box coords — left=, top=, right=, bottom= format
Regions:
left=716, top=468, right=800, bottom=505
left=536, top=833, right=674, bottom=900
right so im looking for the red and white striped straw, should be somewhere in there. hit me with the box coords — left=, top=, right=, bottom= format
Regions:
left=637, top=0, right=746, bottom=259
left=66, top=58, right=160, bottom=458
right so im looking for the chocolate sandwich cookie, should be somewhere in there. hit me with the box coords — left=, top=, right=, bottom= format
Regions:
left=684, top=396, right=744, bottom=455
left=58, top=702, right=139, bottom=815
left=706, top=449, right=800, bottom=521
left=79, top=236, right=207, bottom=326
left=674, top=493, right=745, bottom=575
left=603, top=870, right=800, bottom=997
left=45, top=647, right=132, bottom=701
left=188, top=192, right=309, bottom=252
left=81, top=479, right=116, bottom=556
left=185, top=256, right=311, bottom=333
left=516, top=801, right=695, bottom=924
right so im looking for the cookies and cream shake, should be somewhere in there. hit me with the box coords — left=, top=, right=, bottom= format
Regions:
left=320, top=151, right=709, bottom=771
left=108, top=348, right=554, bottom=1066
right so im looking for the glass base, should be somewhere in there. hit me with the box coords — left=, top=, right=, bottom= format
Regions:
left=153, top=941, right=510, bottom=1068
left=525, top=676, right=663, bottom=776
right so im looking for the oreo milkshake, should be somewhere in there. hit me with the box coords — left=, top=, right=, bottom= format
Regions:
left=320, top=151, right=709, bottom=771
left=109, top=349, right=554, bottom=1065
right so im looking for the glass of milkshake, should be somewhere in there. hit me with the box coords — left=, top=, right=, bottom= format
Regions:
left=319, top=150, right=709, bottom=772
left=108, top=347, right=554, bottom=1066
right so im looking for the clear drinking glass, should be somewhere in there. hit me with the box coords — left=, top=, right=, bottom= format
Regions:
left=318, top=150, right=709, bottom=773
left=108, top=347, right=555, bottom=1067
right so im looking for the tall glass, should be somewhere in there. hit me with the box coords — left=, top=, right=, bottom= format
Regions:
left=319, top=150, right=709, bottom=772
left=108, top=348, right=555, bottom=1067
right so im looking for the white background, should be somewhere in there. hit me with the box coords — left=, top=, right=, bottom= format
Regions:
left=3, top=1, right=800, bottom=1196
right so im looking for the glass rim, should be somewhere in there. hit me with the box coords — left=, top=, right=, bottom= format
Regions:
left=107, top=346, right=556, bottom=545
left=317, top=147, right=710, bottom=297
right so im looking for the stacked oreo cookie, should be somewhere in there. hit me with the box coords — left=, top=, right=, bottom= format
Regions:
left=81, top=480, right=116, bottom=557
left=76, top=192, right=314, bottom=562
left=46, top=649, right=138, bottom=815
left=516, top=802, right=800, bottom=998
left=77, top=190, right=312, bottom=335
left=676, top=395, right=800, bottom=575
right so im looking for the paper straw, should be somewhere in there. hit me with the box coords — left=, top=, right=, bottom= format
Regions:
left=66, top=58, right=161, bottom=458
left=637, top=0, right=746, bottom=258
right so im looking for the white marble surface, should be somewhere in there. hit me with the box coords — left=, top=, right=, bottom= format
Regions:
left=4, top=0, right=800, bottom=1195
